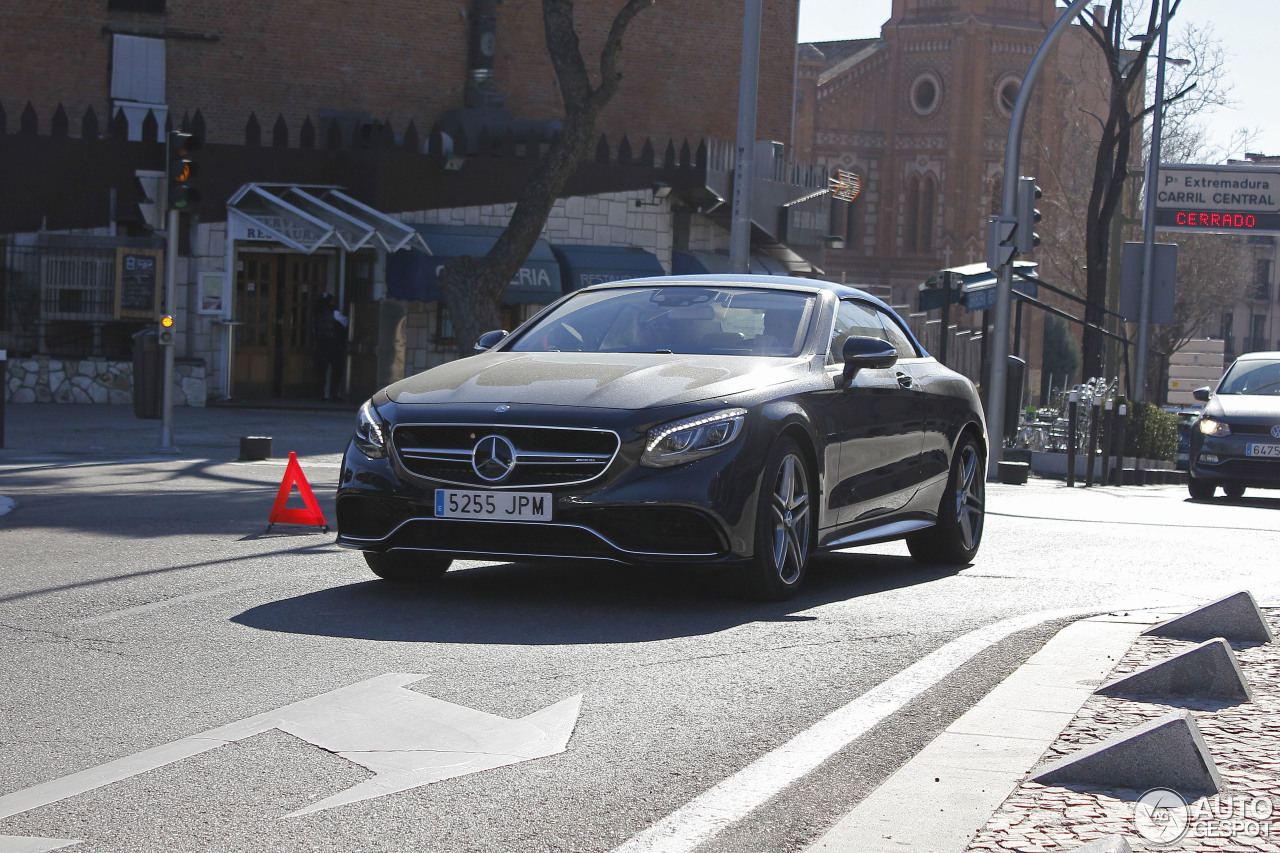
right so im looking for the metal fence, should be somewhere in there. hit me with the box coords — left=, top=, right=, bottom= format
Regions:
left=1, top=235, right=160, bottom=359
left=901, top=309, right=985, bottom=385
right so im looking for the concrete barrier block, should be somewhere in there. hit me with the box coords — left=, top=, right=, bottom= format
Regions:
left=1143, top=591, right=1274, bottom=645
left=997, top=461, right=1029, bottom=485
left=240, top=435, right=273, bottom=461
left=1031, top=710, right=1222, bottom=797
left=1070, top=835, right=1132, bottom=853
left=1096, top=639, right=1253, bottom=704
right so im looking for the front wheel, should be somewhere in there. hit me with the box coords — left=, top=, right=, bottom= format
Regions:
left=737, top=438, right=814, bottom=601
left=907, top=434, right=985, bottom=564
left=1188, top=478, right=1216, bottom=500
left=363, top=550, right=453, bottom=582
left=1223, top=483, right=1246, bottom=499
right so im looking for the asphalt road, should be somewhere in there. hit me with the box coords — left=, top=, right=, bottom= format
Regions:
left=1, top=408, right=1278, bottom=853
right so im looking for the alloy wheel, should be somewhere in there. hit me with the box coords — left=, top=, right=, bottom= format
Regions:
left=768, top=452, right=811, bottom=585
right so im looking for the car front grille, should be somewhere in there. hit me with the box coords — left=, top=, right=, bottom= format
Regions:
left=390, top=423, right=621, bottom=488
left=336, top=495, right=729, bottom=560
left=1204, top=457, right=1280, bottom=480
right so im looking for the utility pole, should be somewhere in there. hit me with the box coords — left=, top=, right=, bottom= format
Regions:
left=1134, top=0, right=1172, bottom=403
left=985, top=0, right=1093, bottom=481
left=729, top=0, right=761, bottom=274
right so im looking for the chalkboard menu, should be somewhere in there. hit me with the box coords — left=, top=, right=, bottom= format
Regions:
left=114, top=248, right=164, bottom=320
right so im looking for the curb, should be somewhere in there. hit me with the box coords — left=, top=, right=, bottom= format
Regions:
left=804, top=609, right=1177, bottom=853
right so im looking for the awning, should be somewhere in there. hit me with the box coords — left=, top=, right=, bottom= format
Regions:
left=228, top=184, right=428, bottom=254
left=550, top=244, right=666, bottom=291
left=671, top=249, right=791, bottom=276
left=386, top=224, right=562, bottom=304
left=917, top=262, right=1038, bottom=313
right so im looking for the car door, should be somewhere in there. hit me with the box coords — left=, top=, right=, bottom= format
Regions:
left=823, top=299, right=925, bottom=525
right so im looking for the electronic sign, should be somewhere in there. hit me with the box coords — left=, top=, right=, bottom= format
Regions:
left=1153, top=164, right=1280, bottom=234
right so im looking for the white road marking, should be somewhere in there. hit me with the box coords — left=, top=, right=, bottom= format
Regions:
left=0, top=674, right=582, bottom=823
left=0, top=496, right=15, bottom=517
left=0, top=836, right=80, bottom=852
left=610, top=607, right=1099, bottom=853
left=71, top=581, right=263, bottom=625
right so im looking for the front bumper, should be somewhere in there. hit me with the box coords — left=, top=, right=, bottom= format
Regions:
left=335, top=432, right=764, bottom=566
left=1189, top=434, right=1280, bottom=489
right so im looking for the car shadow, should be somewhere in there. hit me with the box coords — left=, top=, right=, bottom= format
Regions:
left=231, top=552, right=960, bottom=645
left=1185, top=494, right=1280, bottom=509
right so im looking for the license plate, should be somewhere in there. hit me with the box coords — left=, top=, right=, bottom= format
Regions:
left=1245, top=443, right=1280, bottom=458
left=435, top=489, right=552, bottom=521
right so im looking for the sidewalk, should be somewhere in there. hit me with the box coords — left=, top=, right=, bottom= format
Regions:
left=0, top=401, right=357, bottom=462
left=809, top=608, right=1280, bottom=853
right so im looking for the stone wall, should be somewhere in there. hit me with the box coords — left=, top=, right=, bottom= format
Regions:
left=5, top=356, right=207, bottom=406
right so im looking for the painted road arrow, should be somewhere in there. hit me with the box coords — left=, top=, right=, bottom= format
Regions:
left=0, top=674, right=582, bottom=834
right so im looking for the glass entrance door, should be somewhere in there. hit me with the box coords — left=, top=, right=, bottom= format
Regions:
left=233, top=252, right=330, bottom=398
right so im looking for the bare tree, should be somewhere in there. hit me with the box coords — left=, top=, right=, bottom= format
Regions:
left=1036, top=3, right=1243, bottom=387
left=438, top=0, right=654, bottom=355
left=1146, top=231, right=1249, bottom=394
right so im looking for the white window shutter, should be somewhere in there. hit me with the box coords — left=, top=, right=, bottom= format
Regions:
left=111, top=34, right=166, bottom=104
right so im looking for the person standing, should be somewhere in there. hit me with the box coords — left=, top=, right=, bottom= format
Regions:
left=312, top=293, right=348, bottom=401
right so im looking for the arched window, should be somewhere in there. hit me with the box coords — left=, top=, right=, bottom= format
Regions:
left=919, top=176, right=936, bottom=252
left=905, top=174, right=936, bottom=254
left=905, top=175, right=921, bottom=253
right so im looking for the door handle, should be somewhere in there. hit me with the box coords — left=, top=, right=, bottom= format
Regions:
left=896, top=372, right=913, bottom=388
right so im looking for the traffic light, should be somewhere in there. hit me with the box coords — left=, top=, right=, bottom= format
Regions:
left=158, top=314, right=176, bottom=346
left=986, top=216, right=1017, bottom=270
left=167, top=130, right=201, bottom=210
left=1015, top=176, right=1042, bottom=254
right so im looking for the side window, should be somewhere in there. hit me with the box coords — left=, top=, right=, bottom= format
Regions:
left=829, top=300, right=883, bottom=363
left=874, top=308, right=920, bottom=358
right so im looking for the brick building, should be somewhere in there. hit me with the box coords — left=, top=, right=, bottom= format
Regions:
left=2, top=0, right=827, bottom=404
left=795, top=0, right=1110, bottom=397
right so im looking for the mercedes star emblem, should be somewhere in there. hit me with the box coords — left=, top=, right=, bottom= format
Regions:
left=473, top=435, right=517, bottom=482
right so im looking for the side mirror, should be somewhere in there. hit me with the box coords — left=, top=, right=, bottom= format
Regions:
left=840, top=335, right=897, bottom=386
left=474, top=329, right=509, bottom=352
left=1192, top=386, right=1211, bottom=403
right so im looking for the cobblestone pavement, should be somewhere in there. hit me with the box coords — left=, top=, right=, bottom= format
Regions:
left=966, top=611, right=1280, bottom=852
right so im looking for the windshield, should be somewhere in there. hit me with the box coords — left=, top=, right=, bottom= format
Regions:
left=1217, top=358, right=1280, bottom=395
left=508, top=286, right=816, bottom=356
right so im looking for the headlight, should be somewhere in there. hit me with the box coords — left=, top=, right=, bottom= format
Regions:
left=1198, top=417, right=1230, bottom=437
left=641, top=408, right=746, bottom=468
left=354, top=399, right=388, bottom=458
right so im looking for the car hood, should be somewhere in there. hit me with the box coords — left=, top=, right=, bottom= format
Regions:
left=1206, top=394, right=1280, bottom=424
left=382, top=351, right=809, bottom=410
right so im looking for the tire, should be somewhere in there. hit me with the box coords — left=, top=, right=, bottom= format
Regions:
left=363, top=550, right=453, bottom=582
left=907, top=434, right=985, bottom=565
left=737, top=438, right=814, bottom=601
left=1223, top=483, right=1246, bottom=499
left=1188, top=478, right=1216, bottom=500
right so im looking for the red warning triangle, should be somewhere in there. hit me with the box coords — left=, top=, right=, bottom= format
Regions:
left=268, top=451, right=329, bottom=531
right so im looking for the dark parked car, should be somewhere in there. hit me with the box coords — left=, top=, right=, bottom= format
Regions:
left=1188, top=350, right=1280, bottom=500
left=337, top=275, right=988, bottom=600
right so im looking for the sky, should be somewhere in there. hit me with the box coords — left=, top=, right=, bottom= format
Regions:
left=796, top=0, right=1280, bottom=162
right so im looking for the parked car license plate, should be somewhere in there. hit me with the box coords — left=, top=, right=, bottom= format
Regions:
left=435, top=489, right=553, bottom=520
left=1245, top=443, right=1280, bottom=458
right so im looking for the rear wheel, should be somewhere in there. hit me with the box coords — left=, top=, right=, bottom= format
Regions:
left=907, top=434, right=985, bottom=564
left=1223, top=483, right=1246, bottom=499
left=738, top=438, right=814, bottom=601
left=363, top=550, right=453, bottom=582
left=1188, top=478, right=1216, bottom=500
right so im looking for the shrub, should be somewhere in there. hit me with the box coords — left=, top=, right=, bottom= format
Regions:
left=1123, top=401, right=1177, bottom=461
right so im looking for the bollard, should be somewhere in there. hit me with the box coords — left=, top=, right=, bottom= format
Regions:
left=1113, top=399, right=1128, bottom=485
left=1085, top=396, right=1101, bottom=487
left=0, top=347, right=6, bottom=449
left=1099, top=398, right=1114, bottom=487
left=1066, top=388, right=1079, bottom=487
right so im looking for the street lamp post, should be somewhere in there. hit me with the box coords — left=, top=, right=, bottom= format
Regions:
left=1133, top=0, right=1172, bottom=403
